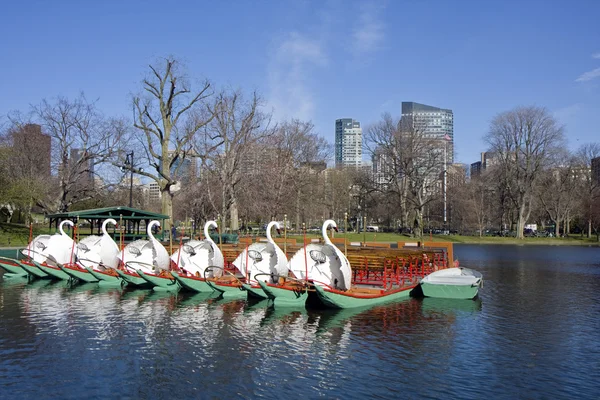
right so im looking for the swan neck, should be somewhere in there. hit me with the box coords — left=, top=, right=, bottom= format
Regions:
left=266, top=222, right=275, bottom=244
left=102, top=220, right=109, bottom=235
left=59, top=220, right=70, bottom=237
left=147, top=222, right=157, bottom=242
left=204, top=222, right=216, bottom=246
left=322, top=223, right=333, bottom=246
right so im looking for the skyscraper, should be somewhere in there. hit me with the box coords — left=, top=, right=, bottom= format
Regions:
left=335, top=118, right=362, bottom=168
left=401, top=102, right=454, bottom=163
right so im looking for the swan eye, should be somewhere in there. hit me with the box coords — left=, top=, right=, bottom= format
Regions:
left=35, top=242, right=46, bottom=250
left=248, top=250, right=263, bottom=261
left=129, top=247, right=141, bottom=256
left=309, top=250, right=326, bottom=263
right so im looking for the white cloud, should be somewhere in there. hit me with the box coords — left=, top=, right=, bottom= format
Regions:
left=592, top=52, right=600, bottom=59
left=575, top=67, right=600, bottom=82
left=352, top=2, right=386, bottom=54
left=267, top=32, right=327, bottom=121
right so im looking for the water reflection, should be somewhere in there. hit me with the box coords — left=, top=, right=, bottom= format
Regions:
left=1, top=245, right=600, bottom=399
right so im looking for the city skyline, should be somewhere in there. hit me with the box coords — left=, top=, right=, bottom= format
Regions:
left=0, top=1, right=598, bottom=166
left=335, top=118, right=363, bottom=167
left=401, top=101, right=454, bottom=164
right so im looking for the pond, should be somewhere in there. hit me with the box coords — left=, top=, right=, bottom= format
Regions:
left=1, top=244, right=599, bottom=399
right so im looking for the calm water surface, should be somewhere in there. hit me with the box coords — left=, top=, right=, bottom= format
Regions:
left=1, top=245, right=599, bottom=399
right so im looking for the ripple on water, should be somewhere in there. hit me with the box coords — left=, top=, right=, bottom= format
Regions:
left=1, top=246, right=600, bottom=399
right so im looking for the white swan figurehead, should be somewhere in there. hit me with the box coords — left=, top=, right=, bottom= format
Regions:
left=171, top=220, right=223, bottom=278
left=43, top=220, right=77, bottom=265
left=288, top=219, right=351, bottom=290
left=77, top=218, right=120, bottom=270
left=118, top=220, right=169, bottom=274
left=98, top=218, right=120, bottom=269
left=233, top=221, right=289, bottom=284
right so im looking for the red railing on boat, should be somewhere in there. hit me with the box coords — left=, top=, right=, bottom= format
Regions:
left=351, top=250, right=448, bottom=289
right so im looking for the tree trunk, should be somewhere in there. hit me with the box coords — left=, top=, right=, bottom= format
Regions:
left=230, top=199, right=239, bottom=232
left=295, top=192, right=300, bottom=233
left=413, top=207, right=423, bottom=239
left=588, top=219, right=592, bottom=239
left=516, top=202, right=527, bottom=239
left=161, top=189, right=173, bottom=233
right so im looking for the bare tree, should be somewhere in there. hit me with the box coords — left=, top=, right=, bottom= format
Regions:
left=536, top=151, right=579, bottom=237
left=461, top=172, right=493, bottom=236
left=7, top=95, right=125, bottom=213
left=132, top=57, right=213, bottom=230
left=0, top=123, right=51, bottom=222
left=574, top=143, right=600, bottom=238
left=485, top=106, right=565, bottom=239
left=260, top=120, right=331, bottom=229
left=365, top=113, right=445, bottom=238
left=195, top=89, right=271, bottom=231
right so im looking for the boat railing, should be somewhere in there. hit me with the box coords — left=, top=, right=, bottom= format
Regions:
left=351, top=251, right=446, bottom=289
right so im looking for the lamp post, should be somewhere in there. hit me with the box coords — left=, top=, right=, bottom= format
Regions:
left=344, top=212, right=348, bottom=256
left=122, top=151, right=134, bottom=208
left=443, top=142, right=447, bottom=231
left=442, top=134, right=451, bottom=234
left=122, top=151, right=143, bottom=208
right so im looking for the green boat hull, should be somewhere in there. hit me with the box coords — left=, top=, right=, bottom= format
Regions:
left=116, top=269, right=153, bottom=288
left=0, top=258, right=27, bottom=277
left=18, top=261, right=49, bottom=278
left=85, top=267, right=122, bottom=284
left=313, top=284, right=414, bottom=309
left=59, top=265, right=99, bottom=283
left=36, top=263, right=70, bottom=280
left=137, top=270, right=180, bottom=292
left=206, top=279, right=246, bottom=299
left=420, top=282, right=479, bottom=300
left=171, top=271, right=214, bottom=293
left=257, top=280, right=308, bottom=308
left=242, top=283, right=269, bottom=300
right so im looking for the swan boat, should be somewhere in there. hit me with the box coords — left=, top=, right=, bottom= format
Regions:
left=61, top=218, right=121, bottom=285
left=170, top=220, right=225, bottom=293
left=21, top=220, right=77, bottom=280
left=117, top=220, right=173, bottom=289
left=258, top=219, right=350, bottom=308
left=232, top=221, right=289, bottom=300
left=419, top=267, right=483, bottom=299
left=308, top=226, right=433, bottom=309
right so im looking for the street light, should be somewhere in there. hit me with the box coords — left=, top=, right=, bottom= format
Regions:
left=442, top=134, right=451, bottom=234
left=121, top=151, right=143, bottom=208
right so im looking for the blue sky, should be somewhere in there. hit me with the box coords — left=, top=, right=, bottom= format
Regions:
left=1, top=0, right=599, bottom=165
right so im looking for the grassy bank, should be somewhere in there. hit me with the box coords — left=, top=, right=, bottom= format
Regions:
left=252, top=231, right=600, bottom=246
left=0, top=223, right=49, bottom=247
left=2, top=222, right=599, bottom=247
